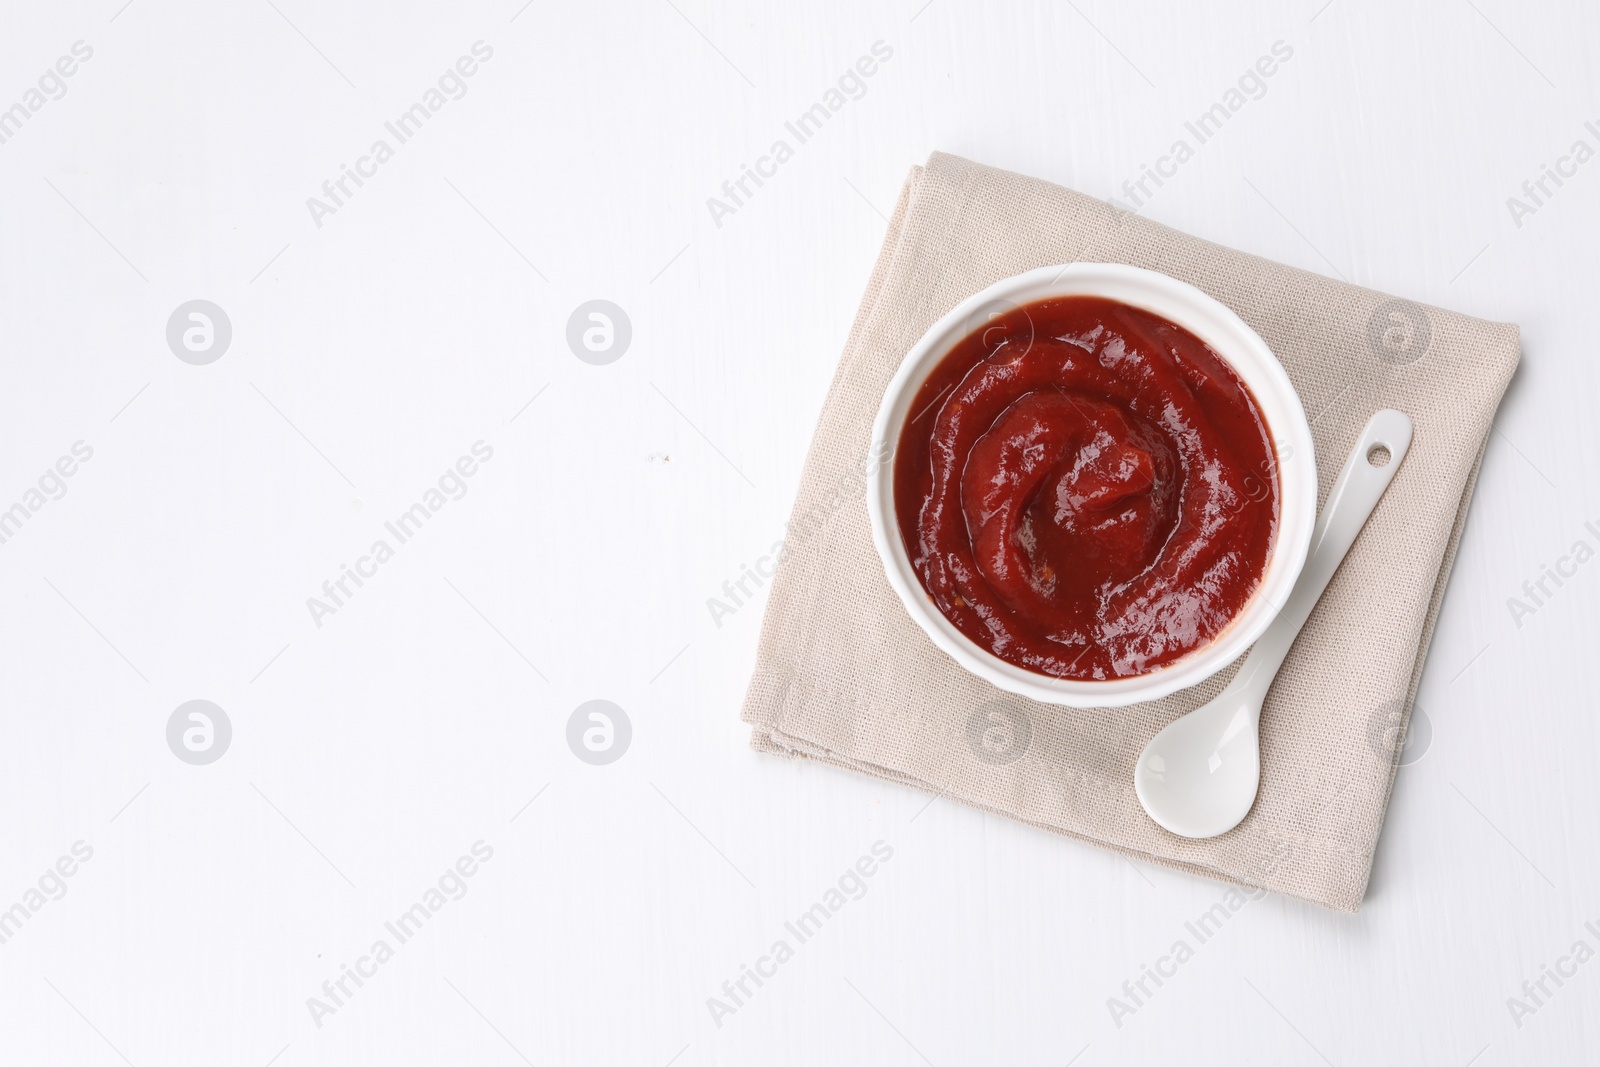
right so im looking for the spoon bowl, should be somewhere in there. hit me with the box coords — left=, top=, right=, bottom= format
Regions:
left=1136, top=696, right=1261, bottom=838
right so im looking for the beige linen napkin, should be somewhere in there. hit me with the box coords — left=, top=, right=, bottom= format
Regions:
left=741, top=152, right=1519, bottom=912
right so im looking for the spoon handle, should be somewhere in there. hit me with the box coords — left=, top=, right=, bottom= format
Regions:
left=1231, top=409, right=1414, bottom=702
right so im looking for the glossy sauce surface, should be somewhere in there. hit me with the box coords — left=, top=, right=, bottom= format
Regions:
left=893, top=296, right=1279, bottom=680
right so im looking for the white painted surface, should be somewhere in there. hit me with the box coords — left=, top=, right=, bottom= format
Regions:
left=0, top=1, right=1595, bottom=1064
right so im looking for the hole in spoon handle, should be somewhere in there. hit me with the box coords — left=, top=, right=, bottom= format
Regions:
left=1304, top=409, right=1413, bottom=581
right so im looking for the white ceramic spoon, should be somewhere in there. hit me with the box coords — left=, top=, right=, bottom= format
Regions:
left=1134, top=409, right=1414, bottom=839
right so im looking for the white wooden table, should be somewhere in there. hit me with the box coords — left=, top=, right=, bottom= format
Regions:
left=1, top=1, right=1595, bottom=1063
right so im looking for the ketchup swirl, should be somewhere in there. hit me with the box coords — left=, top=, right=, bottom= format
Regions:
left=893, top=296, right=1279, bottom=680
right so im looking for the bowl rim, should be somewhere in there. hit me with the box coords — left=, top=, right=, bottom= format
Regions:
left=865, top=262, right=1317, bottom=708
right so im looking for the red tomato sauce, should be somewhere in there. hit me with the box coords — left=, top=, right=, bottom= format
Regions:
left=893, top=296, right=1279, bottom=680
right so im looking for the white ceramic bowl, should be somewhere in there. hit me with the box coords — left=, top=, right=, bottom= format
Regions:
left=866, top=263, right=1317, bottom=707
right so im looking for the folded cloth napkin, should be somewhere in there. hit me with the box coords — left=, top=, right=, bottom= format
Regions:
left=740, top=152, right=1520, bottom=912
